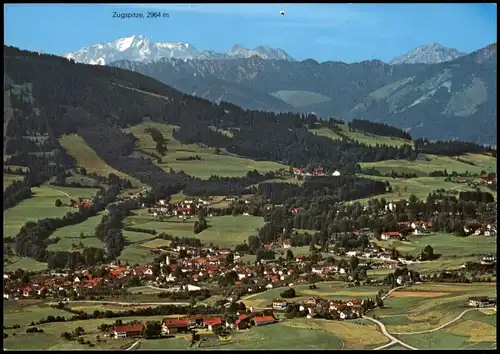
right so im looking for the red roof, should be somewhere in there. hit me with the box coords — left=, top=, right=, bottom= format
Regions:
left=204, top=317, right=222, bottom=327
left=175, top=207, right=192, bottom=212
left=383, top=232, right=401, bottom=236
left=235, top=314, right=250, bottom=325
left=162, top=318, right=190, bottom=328
left=314, top=168, right=324, bottom=172
left=296, top=254, right=305, bottom=259
left=114, top=324, right=144, bottom=333
left=254, top=316, right=275, bottom=323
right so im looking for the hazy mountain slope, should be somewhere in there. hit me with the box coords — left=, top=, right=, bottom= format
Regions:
left=110, top=43, right=496, bottom=144
left=390, top=43, right=467, bottom=65
left=350, top=43, right=496, bottom=143
left=111, top=57, right=427, bottom=115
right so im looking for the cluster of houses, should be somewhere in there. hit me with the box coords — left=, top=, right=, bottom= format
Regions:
left=293, top=167, right=341, bottom=178
left=479, top=255, right=497, bottom=265
left=396, top=221, right=433, bottom=236
left=272, top=297, right=365, bottom=320
left=477, top=175, right=497, bottom=185
left=111, top=311, right=278, bottom=339
left=463, top=224, right=497, bottom=237
left=3, top=265, right=156, bottom=300
left=70, top=199, right=95, bottom=208
left=148, top=198, right=210, bottom=218
left=468, top=296, right=496, bottom=308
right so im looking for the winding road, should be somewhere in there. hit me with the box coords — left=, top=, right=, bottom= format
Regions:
left=365, top=316, right=418, bottom=350
left=370, top=307, right=490, bottom=350
left=391, top=308, right=488, bottom=335
left=127, top=339, right=141, bottom=350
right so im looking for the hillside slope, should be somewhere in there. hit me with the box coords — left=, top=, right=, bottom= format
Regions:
left=5, top=46, right=419, bottom=198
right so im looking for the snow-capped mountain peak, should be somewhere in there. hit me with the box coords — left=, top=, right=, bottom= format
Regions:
left=64, top=35, right=295, bottom=65
left=390, top=43, right=467, bottom=65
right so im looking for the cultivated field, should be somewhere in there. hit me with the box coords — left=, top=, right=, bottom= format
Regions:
left=310, top=125, right=413, bottom=148
left=128, top=122, right=288, bottom=179
left=372, top=282, right=497, bottom=334
left=59, top=134, right=143, bottom=187
left=3, top=185, right=99, bottom=238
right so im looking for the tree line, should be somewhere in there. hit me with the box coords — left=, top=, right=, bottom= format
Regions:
left=348, top=119, right=413, bottom=141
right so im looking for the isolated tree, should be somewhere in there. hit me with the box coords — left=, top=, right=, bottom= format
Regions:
left=286, top=249, right=294, bottom=261
left=280, top=288, right=296, bottom=298
left=55, top=199, right=63, bottom=207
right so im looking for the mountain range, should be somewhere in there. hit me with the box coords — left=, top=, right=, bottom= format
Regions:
left=63, top=36, right=496, bottom=145
left=63, top=35, right=295, bottom=65
left=64, top=35, right=470, bottom=65
left=389, top=43, right=467, bottom=65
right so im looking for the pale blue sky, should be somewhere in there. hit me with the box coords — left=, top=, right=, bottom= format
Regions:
left=4, top=3, right=497, bottom=63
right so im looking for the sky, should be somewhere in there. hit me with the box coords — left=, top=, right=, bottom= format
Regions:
left=4, top=3, right=497, bottom=63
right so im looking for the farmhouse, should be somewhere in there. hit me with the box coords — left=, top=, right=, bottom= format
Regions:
left=252, top=316, right=276, bottom=327
left=204, top=317, right=223, bottom=331
left=113, top=324, right=145, bottom=338
left=235, top=314, right=251, bottom=329
left=381, top=232, right=402, bottom=240
left=161, top=318, right=190, bottom=334
left=272, top=299, right=289, bottom=310
left=468, top=296, right=490, bottom=307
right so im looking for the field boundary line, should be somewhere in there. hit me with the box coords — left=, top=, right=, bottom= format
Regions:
left=390, top=308, right=484, bottom=335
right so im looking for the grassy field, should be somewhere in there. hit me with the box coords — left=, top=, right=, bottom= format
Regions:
left=242, top=281, right=388, bottom=308
left=196, top=215, right=265, bottom=247
left=360, top=153, right=496, bottom=177
left=4, top=257, right=48, bottom=272
left=140, top=238, right=172, bottom=249
left=354, top=175, right=484, bottom=204
left=122, top=230, right=157, bottom=244
left=128, top=122, right=288, bottom=179
left=3, top=173, right=24, bottom=190
left=59, top=134, right=143, bottom=187
left=3, top=301, right=72, bottom=328
left=47, top=214, right=104, bottom=252
left=197, top=321, right=345, bottom=350
left=3, top=185, right=99, bottom=238
left=118, top=244, right=156, bottom=266
left=3, top=306, right=169, bottom=350
left=397, top=328, right=496, bottom=350
left=310, top=125, right=413, bottom=148
left=373, top=282, right=497, bottom=333
left=125, top=213, right=265, bottom=248
left=375, top=232, right=496, bottom=258
left=454, top=152, right=497, bottom=173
